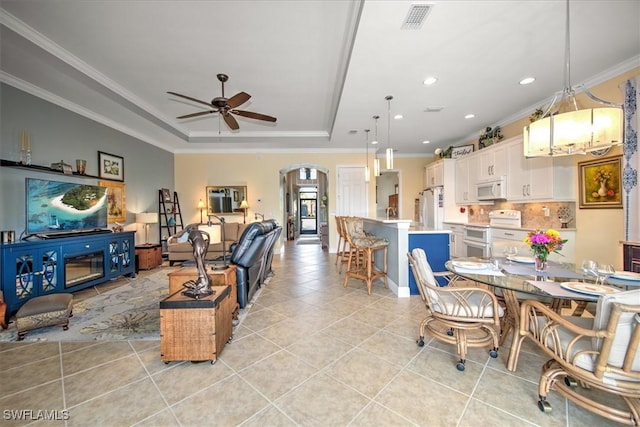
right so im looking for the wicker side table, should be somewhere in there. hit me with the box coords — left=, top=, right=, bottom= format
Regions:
left=159, top=285, right=232, bottom=364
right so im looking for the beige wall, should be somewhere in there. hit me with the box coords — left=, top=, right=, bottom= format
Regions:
left=174, top=152, right=430, bottom=251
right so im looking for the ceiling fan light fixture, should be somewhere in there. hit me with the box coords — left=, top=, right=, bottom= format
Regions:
left=523, top=0, right=623, bottom=158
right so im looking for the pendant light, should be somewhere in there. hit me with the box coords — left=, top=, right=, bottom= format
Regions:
left=364, top=129, right=371, bottom=182
left=385, top=95, right=394, bottom=169
left=523, top=0, right=623, bottom=157
left=372, top=115, right=381, bottom=176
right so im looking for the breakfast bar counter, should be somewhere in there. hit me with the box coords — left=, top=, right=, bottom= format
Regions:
left=362, top=218, right=450, bottom=297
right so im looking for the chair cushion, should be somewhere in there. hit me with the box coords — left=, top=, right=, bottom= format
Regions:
left=593, top=289, right=640, bottom=373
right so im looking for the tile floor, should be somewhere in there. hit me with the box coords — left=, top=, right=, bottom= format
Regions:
left=0, top=240, right=620, bottom=426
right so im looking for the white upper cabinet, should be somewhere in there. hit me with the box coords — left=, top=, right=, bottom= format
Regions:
left=478, top=144, right=507, bottom=181
left=455, top=154, right=479, bottom=204
left=505, top=136, right=574, bottom=201
left=424, top=161, right=444, bottom=189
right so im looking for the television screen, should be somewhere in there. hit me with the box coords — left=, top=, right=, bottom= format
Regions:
left=26, top=178, right=108, bottom=235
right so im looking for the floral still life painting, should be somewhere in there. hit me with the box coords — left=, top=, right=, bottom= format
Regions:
left=578, top=155, right=622, bottom=209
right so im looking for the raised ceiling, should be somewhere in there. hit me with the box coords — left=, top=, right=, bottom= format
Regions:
left=1, top=1, right=639, bottom=156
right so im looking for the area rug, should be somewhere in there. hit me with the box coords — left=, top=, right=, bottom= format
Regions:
left=0, top=269, right=258, bottom=342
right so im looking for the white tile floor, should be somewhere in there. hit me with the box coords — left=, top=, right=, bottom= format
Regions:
left=0, top=240, right=619, bottom=426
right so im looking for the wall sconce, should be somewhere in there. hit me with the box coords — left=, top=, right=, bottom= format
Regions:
left=197, top=199, right=206, bottom=224
left=239, top=199, right=249, bottom=224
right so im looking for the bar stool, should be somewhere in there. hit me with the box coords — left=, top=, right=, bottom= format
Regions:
left=342, top=217, right=388, bottom=294
left=334, top=215, right=348, bottom=270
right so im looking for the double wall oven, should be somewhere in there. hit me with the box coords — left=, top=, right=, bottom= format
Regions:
left=462, top=210, right=522, bottom=258
left=463, top=225, right=491, bottom=258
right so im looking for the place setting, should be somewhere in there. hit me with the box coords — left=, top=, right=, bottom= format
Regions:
left=450, top=259, right=505, bottom=276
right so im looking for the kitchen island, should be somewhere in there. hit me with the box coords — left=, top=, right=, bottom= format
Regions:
left=362, top=218, right=450, bottom=297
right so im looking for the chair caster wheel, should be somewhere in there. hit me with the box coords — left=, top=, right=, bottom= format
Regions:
left=417, top=338, right=425, bottom=347
left=538, top=399, right=552, bottom=412
left=489, top=349, right=498, bottom=358
left=447, top=328, right=454, bottom=336
left=456, top=361, right=465, bottom=371
left=563, top=376, right=577, bottom=387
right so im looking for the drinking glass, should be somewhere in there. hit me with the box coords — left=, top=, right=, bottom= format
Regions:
left=596, top=264, right=615, bottom=285
left=504, top=246, right=518, bottom=263
left=581, top=260, right=598, bottom=280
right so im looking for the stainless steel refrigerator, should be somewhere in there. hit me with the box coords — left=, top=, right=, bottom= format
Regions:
left=420, top=187, right=444, bottom=229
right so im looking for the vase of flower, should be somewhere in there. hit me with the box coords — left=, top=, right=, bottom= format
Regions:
left=526, top=229, right=568, bottom=273
left=598, top=180, right=608, bottom=197
left=534, top=255, right=548, bottom=272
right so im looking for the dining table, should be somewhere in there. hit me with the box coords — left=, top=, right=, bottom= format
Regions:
left=445, top=256, right=640, bottom=372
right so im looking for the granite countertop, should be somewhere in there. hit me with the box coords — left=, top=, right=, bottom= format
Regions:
left=408, top=225, right=452, bottom=234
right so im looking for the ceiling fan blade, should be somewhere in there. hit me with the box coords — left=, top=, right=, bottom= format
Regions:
left=223, top=112, right=240, bottom=130
left=176, top=110, right=217, bottom=119
left=232, top=109, right=277, bottom=122
left=226, top=92, right=251, bottom=109
left=167, top=91, right=212, bottom=107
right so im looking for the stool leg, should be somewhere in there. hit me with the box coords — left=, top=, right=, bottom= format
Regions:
left=366, top=247, right=373, bottom=295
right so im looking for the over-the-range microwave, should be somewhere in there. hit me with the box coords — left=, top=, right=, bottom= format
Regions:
left=476, top=176, right=507, bottom=201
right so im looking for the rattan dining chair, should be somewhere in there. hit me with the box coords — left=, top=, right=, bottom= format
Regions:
left=512, top=289, right=640, bottom=424
left=408, top=248, right=503, bottom=371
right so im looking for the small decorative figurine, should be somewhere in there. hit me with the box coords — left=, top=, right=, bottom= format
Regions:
left=182, top=227, right=214, bottom=299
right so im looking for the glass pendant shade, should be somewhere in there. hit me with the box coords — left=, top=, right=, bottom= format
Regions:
left=364, top=165, right=371, bottom=182
left=373, top=158, right=380, bottom=176
left=386, top=147, right=393, bottom=169
left=364, top=129, right=371, bottom=183
left=524, top=106, right=623, bottom=157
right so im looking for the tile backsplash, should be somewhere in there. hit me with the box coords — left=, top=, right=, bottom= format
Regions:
left=467, top=201, right=576, bottom=230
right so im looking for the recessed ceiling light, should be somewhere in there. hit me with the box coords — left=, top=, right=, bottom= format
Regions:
left=519, top=77, right=535, bottom=85
left=371, top=140, right=378, bottom=145
left=423, top=77, right=437, bottom=85
left=423, top=140, right=430, bottom=144
left=465, top=114, right=475, bottom=119
left=394, top=114, right=403, bottom=120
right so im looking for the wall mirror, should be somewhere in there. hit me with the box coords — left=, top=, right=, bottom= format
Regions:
left=206, top=186, right=248, bottom=215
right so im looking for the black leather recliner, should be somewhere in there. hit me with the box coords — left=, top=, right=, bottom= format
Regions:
left=230, top=220, right=278, bottom=308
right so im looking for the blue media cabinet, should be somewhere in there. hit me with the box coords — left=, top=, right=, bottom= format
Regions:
left=408, top=232, right=451, bottom=295
left=1, top=231, right=135, bottom=321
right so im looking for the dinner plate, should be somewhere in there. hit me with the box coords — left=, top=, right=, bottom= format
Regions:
left=560, top=282, right=620, bottom=296
left=509, top=256, right=535, bottom=264
left=452, top=261, right=487, bottom=270
left=610, top=271, right=640, bottom=281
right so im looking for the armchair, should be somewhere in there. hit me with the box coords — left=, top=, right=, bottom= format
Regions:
left=407, top=248, right=503, bottom=371
left=513, top=289, right=640, bottom=424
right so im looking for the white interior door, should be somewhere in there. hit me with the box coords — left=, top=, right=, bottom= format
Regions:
left=337, top=166, right=368, bottom=216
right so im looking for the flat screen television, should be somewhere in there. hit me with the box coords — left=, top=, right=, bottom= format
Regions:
left=26, top=178, right=108, bottom=235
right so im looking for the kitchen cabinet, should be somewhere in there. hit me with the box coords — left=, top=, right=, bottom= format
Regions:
left=505, top=137, right=574, bottom=201
left=444, top=223, right=465, bottom=258
left=454, top=155, right=479, bottom=204
left=478, top=144, right=507, bottom=181
left=424, top=160, right=444, bottom=189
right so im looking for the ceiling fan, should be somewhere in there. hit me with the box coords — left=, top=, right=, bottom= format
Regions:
left=167, top=73, right=277, bottom=130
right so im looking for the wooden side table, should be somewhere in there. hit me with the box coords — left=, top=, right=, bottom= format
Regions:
left=135, top=244, right=163, bottom=270
left=160, top=285, right=232, bottom=363
left=168, top=265, right=238, bottom=320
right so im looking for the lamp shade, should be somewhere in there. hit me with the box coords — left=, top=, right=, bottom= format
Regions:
left=136, top=212, right=158, bottom=224
left=198, top=225, right=221, bottom=244
left=197, top=199, right=205, bottom=209
left=239, top=200, right=249, bottom=209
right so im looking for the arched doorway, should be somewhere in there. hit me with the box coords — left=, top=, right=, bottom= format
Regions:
left=279, top=164, right=329, bottom=242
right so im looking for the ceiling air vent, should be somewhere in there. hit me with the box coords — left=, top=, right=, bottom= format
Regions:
left=424, top=106, right=444, bottom=113
left=401, top=3, right=433, bottom=30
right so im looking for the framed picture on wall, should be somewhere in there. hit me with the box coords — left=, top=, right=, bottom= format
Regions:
left=99, top=180, right=126, bottom=222
left=98, top=151, right=124, bottom=181
left=578, top=155, right=623, bottom=209
left=161, top=188, right=172, bottom=202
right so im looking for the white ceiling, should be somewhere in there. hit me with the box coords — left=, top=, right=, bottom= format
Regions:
left=1, top=0, right=639, bottom=156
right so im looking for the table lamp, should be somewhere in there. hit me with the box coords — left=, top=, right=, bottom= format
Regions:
left=239, top=199, right=249, bottom=224
left=197, top=199, right=206, bottom=223
left=136, top=212, right=158, bottom=245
